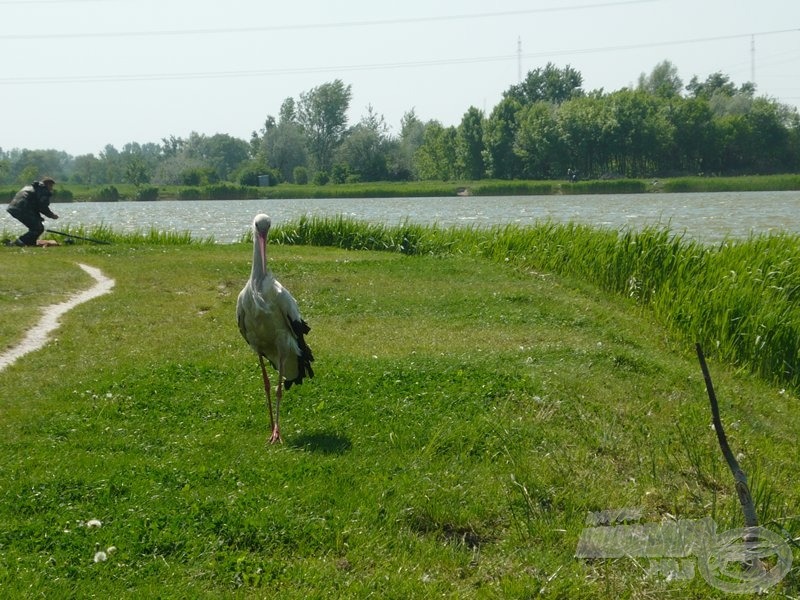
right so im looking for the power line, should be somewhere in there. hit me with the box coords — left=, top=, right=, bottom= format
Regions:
left=1, top=28, right=797, bottom=87
left=522, top=28, right=800, bottom=59
left=0, top=0, right=659, bottom=39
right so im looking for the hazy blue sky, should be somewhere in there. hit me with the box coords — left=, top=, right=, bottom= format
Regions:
left=2, top=0, right=799, bottom=156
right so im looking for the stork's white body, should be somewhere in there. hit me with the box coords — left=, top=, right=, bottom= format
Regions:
left=236, top=214, right=313, bottom=443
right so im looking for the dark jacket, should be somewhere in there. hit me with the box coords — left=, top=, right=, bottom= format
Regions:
left=7, top=181, right=57, bottom=219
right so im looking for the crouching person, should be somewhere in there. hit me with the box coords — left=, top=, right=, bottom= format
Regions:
left=5, top=177, right=59, bottom=246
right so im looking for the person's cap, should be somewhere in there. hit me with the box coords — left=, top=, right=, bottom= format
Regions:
left=41, top=177, right=56, bottom=185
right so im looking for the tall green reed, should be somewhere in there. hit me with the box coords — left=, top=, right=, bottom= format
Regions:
left=271, top=216, right=800, bottom=392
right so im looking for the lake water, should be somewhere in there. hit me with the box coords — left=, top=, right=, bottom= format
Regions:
left=3, top=191, right=799, bottom=244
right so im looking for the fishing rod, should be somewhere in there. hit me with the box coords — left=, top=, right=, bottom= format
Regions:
left=46, top=228, right=111, bottom=245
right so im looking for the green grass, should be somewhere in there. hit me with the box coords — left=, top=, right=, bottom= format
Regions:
left=1, top=234, right=798, bottom=597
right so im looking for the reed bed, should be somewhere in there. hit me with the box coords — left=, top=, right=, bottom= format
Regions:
left=271, top=216, right=800, bottom=391
left=8, top=172, right=799, bottom=203
left=35, top=224, right=211, bottom=245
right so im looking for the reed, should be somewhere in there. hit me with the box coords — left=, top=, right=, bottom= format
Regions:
left=6, top=172, right=792, bottom=203
left=271, top=216, right=800, bottom=392
left=36, top=224, right=210, bottom=245
left=663, top=174, right=800, bottom=193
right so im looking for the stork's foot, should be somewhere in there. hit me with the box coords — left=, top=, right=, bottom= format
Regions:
left=269, top=427, right=283, bottom=444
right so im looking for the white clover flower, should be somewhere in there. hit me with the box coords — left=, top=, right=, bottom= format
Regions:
left=86, top=519, right=102, bottom=528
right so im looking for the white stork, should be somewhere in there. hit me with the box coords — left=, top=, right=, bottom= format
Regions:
left=236, top=213, right=314, bottom=443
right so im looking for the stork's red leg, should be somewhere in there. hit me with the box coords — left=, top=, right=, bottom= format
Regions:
left=270, top=358, right=285, bottom=444
left=258, top=355, right=275, bottom=436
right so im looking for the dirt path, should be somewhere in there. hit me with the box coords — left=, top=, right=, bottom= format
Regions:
left=0, top=263, right=115, bottom=372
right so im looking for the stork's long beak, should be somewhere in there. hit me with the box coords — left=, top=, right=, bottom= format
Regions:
left=258, top=230, right=267, bottom=274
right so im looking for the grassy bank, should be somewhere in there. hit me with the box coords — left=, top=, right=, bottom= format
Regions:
left=4, top=173, right=800, bottom=203
left=1, top=230, right=798, bottom=597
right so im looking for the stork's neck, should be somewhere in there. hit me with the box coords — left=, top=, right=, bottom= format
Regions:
left=250, top=232, right=271, bottom=282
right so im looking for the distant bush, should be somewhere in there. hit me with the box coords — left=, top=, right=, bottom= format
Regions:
left=177, top=187, right=201, bottom=200
left=134, top=186, right=159, bottom=201
left=200, top=183, right=262, bottom=200
left=1, top=187, right=16, bottom=202
left=53, top=188, right=74, bottom=202
left=90, top=186, right=120, bottom=202
left=238, top=168, right=260, bottom=186
left=293, top=166, right=309, bottom=185
left=313, top=171, right=330, bottom=186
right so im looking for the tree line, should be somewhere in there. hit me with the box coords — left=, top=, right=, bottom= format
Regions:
left=1, top=60, right=799, bottom=188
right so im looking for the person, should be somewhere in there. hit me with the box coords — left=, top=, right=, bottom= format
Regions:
left=5, top=177, right=59, bottom=246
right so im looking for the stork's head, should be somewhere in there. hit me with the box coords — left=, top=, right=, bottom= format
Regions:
left=253, top=213, right=272, bottom=235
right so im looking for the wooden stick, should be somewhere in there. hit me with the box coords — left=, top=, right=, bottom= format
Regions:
left=695, top=343, right=759, bottom=528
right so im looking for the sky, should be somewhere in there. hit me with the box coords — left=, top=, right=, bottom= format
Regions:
left=2, top=0, right=799, bottom=157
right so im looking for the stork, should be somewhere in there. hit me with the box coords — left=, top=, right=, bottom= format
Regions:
left=236, top=214, right=314, bottom=443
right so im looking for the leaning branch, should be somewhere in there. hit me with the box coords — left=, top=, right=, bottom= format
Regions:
left=695, top=343, right=758, bottom=528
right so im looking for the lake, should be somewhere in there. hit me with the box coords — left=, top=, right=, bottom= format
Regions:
left=3, top=191, right=799, bottom=244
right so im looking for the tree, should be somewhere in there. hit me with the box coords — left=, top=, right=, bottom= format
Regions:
left=179, top=132, right=250, bottom=181
left=125, top=158, right=150, bottom=186
left=515, top=102, right=565, bottom=179
left=297, top=79, right=353, bottom=174
left=505, top=63, right=584, bottom=106
left=99, top=145, right=124, bottom=183
left=393, top=109, right=425, bottom=180
left=665, top=97, right=716, bottom=174
left=483, top=97, right=522, bottom=179
left=686, top=72, right=755, bottom=100
left=415, top=122, right=457, bottom=180
left=556, top=94, right=617, bottom=178
left=256, top=102, right=308, bottom=183
left=637, top=60, right=683, bottom=98
left=455, top=107, right=486, bottom=180
left=336, top=105, right=390, bottom=181
left=607, top=89, right=674, bottom=177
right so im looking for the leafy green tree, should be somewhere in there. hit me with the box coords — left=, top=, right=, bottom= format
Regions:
left=297, top=79, right=352, bottom=174
left=72, top=154, right=103, bottom=184
left=637, top=60, right=683, bottom=98
left=557, top=94, right=616, bottom=178
left=161, top=135, right=185, bottom=158
left=336, top=106, right=390, bottom=182
left=665, top=97, right=716, bottom=174
left=189, top=133, right=251, bottom=181
left=686, top=72, right=755, bottom=100
left=505, top=62, right=584, bottom=105
left=415, top=122, right=457, bottom=181
left=394, top=109, right=425, bottom=180
left=0, top=155, right=10, bottom=185
left=9, top=149, right=71, bottom=184
left=515, top=102, right=566, bottom=179
left=125, top=158, right=150, bottom=186
left=256, top=99, right=308, bottom=183
left=455, top=107, right=485, bottom=180
left=483, top=97, right=522, bottom=179
left=99, top=145, right=125, bottom=183
left=607, top=89, right=674, bottom=177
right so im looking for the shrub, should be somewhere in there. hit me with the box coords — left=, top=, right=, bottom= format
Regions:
left=90, top=185, right=120, bottom=202
left=293, top=166, right=309, bottom=185
left=313, top=171, right=330, bottom=186
left=53, top=188, right=74, bottom=202
left=134, top=186, right=159, bottom=201
left=177, top=187, right=201, bottom=200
